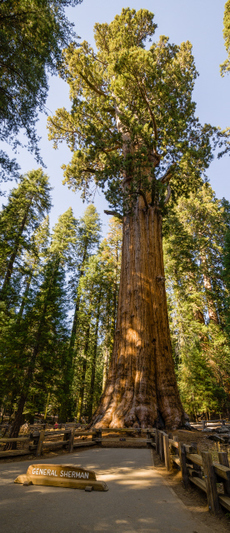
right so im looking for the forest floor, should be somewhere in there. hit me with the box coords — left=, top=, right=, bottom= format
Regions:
left=0, top=429, right=230, bottom=532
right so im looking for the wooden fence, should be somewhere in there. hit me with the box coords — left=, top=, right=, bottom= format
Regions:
left=0, top=428, right=94, bottom=458
left=150, top=428, right=230, bottom=515
left=191, top=419, right=229, bottom=430
left=0, top=427, right=150, bottom=458
left=1, top=424, right=230, bottom=516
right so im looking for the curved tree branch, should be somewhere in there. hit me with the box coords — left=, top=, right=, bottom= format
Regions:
left=135, top=78, right=158, bottom=141
left=164, top=183, right=171, bottom=205
left=80, top=72, right=108, bottom=97
left=104, top=210, right=123, bottom=220
left=160, top=162, right=176, bottom=184
left=139, top=189, right=149, bottom=210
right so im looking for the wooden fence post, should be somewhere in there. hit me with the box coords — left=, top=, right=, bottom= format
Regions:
left=92, top=429, right=102, bottom=444
left=163, top=433, right=170, bottom=471
left=155, top=429, right=159, bottom=455
left=63, top=430, right=71, bottom=449
left=190, top=442, right=203, bottom=478
left=201, top=451, right=220, bottom=514
left=178, top=443, right=189, bottom=488
left=218, top=452, right=230, bottom=496
left=68, top=429, right=75, bottom=453
left=159, top=432, right=164, bottom=462
left=36, top=430, right=45, bottom=457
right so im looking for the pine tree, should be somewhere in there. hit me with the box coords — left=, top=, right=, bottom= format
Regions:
left=6, top=208, right=77, bottom=437
left=0, top=169, right=51, bottom=306
left=69, top=218, right=121, bottom=422
left=163, top=184, right=230, bottom=418
left=0, top=216, right=50, bottom=421
left=0, top=0, right=83, bottom=181
left=68, top=205, right=101, bottom=357
left=98, top=218, right=122, bottom=391
left=59, top=205, right=101, bottom=421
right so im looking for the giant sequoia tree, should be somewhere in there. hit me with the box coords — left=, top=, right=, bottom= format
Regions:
left=48, top=9, right=218, bottom=429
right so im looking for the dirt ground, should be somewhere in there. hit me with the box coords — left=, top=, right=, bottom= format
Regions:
left=1, top=428, right=230, bottom=532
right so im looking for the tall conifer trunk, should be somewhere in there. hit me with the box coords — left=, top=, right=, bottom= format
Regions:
left=48, top=8, right=215, bottom=429
left=0, top=204, right=31, bottom=299
left=93, top=198, right=184, bottom=429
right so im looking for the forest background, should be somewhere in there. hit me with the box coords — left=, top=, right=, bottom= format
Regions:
left=1, top=0, right=230, bottom=432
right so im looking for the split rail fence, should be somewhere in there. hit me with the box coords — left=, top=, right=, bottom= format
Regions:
left=151, top=428, right=230, bottom=515
left=0, top=427, right=151, bottom=458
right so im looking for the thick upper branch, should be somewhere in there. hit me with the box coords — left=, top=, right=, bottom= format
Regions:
left=80, top=72, right=108, bottom=98
left=160, top=163, right=176, bottom=184
left=135, top=78, right=158, bottom=142
left=164, top=184, right=171, bottom=205
left=104, top=210, right=123, bottom=220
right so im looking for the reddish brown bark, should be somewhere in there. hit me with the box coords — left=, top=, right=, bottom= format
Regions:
left=92, top=198, right=184, bottom=429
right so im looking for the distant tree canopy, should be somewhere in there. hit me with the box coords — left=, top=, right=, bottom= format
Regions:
left=0, top=0, right=82, bottom=181
left=221, top=0, right=230, bottom=75
left=164, top=183, right=230, bottom=417
left=0, top=167, right=123, bottom=430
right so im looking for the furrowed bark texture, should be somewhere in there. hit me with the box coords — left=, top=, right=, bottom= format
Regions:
left=93, top=198, right=184, bottom=429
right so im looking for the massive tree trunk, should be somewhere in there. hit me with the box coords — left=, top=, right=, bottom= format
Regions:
left=92, top=197, right=184, bottom=429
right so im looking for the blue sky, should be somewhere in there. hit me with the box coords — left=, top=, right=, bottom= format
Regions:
left=2, top=0, right=229, bottom=233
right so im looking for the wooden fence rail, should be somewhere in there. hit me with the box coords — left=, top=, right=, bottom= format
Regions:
left=0, top=427, right=150, bottom=458
left=190, top=419, right=230, bottom=430
left=150, top=429, right=230, bottom=515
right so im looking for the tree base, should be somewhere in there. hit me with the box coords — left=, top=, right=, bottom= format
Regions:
left=91, top=394, right=185, bottom=430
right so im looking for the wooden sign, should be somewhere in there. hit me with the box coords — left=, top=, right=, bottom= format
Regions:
left=14, top=463, right=108, bottom=491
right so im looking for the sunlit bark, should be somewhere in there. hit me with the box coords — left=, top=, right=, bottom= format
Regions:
left=93, top=197, right=184, bottom=429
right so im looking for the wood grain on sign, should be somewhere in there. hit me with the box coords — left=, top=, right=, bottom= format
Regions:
left=14, top=463, right=108, bottom=491
left=27, top=464, right=96, bottom=480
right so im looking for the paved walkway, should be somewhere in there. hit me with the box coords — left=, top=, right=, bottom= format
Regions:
left=0, top=448, right=216, bottom=533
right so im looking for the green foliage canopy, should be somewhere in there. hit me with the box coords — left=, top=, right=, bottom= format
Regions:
left=48, top=8, right=220, bottom=215
left=164, top=184, right=230, bottom=416
left=221, top=0, right=230, bottom=75
left=0, top=0, right=82, bottom=180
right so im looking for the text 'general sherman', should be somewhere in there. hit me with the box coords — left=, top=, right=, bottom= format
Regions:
left=31, top=467, right=89, bottom=479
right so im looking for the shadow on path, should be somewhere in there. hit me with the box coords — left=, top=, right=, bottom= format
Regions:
left=0, top=448, right=216, bottom=533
